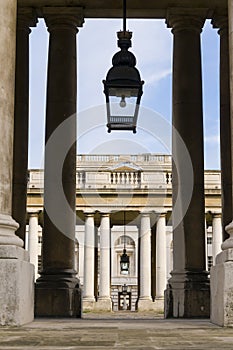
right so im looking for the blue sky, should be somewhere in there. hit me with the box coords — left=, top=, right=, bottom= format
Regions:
left=29, top=18, right=220, bottom=169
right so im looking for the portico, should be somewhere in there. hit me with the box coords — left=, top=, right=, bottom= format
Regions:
left=0, top=0, right=232, bottom=325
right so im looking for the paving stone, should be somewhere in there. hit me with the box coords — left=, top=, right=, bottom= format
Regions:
left=0, top=314, right=233, bottom=349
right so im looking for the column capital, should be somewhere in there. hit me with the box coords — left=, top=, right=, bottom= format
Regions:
left=43, top=7, right=84, bottom=33
left=140, top=211, right=151, bottom=217
left=166, top=8, right=208, bottom=33
left=17, top=7, right=38, bottom=32
left=212, top=212, right=222, bottom=218
left=27, top=209, right=40, bottom=218
left=157, top=212, right=167, bottom=218
left=212, top=15, right=228, bottom=35
left=84, top=211, right=95, bottom=218
left=100, top=212, right=110, bottom=218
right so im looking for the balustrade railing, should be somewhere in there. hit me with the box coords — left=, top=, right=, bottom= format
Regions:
left=111, top=172, right=141, bottom=186
left=27, top=156, right=221, bottom=191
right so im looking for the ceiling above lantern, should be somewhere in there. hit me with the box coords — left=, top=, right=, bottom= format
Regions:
left=18, top=0, right=227, bottom=19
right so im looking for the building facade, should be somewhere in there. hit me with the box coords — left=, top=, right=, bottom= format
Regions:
left=26, top=154, right=222, bottom=312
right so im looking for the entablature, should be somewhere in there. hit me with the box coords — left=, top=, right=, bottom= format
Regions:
left=18, top=0, right=227, bottom=19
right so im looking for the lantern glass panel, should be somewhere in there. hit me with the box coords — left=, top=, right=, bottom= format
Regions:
left=120, top=262, right=129, bottom=275
left=109, top=97, right=137, bottom=117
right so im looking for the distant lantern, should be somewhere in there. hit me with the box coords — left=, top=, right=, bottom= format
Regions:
left=103, top=0, right=144, bottom=133
left=120, top=248, right=130, bottom=275
left=120, top=211, right=130, bottom=274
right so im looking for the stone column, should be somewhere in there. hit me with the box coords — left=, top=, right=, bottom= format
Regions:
left=212, top=15, right=232, bottom=242
left=165, top=9, right=210, bottom=318
left=83, top=213, right=96, bottom=310
left=204, top=217, right=208, bottom=271
left=12, top=8, right=37, bottom=243
left=212, top=213, right=222, bottom=264
left=96, top=213, right=112, bottom=311
left=0, top=1, right=34, bottom=325
left=166, top=226, right=173, bottom=279
left=28, top=210, right=39, bottom=279
left=210, top=2, right=233, bottom=326
left=35, top=7, right=84, bottom=317
left=138, top=212, right=154, bottom=311
left=155, top=213, right=167, bottom=309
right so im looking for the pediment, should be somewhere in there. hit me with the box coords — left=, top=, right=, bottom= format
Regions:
left=110, top=162, right=141, bottom=172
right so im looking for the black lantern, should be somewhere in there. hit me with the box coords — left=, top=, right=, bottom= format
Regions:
left=120, top=249, right=130, bottom=275
left=120, top=211, right=130, bottom=274
left=103, top=0, right=144, bottom=133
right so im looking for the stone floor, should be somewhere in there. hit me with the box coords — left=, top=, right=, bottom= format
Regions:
left=1, top=312, right=233, bottom=349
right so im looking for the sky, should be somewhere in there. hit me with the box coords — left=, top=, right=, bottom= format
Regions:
left=29, top=18, right=220, bottom=169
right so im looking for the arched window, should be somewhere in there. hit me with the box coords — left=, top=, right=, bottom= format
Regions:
left=115, top=235, right=135, bottom=247
left=115, top=235, right=135, bottom=276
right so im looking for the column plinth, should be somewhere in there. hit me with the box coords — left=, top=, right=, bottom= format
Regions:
left=35, top=8, right=84, bottom=317
left=165, top=9, right=210, bottom=318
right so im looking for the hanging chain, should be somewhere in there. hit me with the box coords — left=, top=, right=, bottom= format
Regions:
left=123, top=210, right=126, bottom=250
left=123, top=0, right=127, bottom=32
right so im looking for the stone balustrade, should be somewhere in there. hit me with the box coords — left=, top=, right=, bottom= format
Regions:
left=27, top=154, right=221, bottom=191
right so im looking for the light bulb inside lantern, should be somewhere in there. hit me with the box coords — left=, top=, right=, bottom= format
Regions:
left=119, top=96, right=126, bottom=108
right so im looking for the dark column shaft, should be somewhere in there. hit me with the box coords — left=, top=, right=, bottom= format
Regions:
left=43, top=18, right=77, bottom=273
left=35, top=8, right=84, bottom=317
left=172, top=25, right=205, bottom=272
left=165, top=10, right=210, bottom=318
left=12, top=9, right=37, bottom=242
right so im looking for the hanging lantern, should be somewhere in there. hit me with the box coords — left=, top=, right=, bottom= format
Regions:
left=103, top=0, right=144, bottom=133
left=120, top=211, right=130, bottom=274
left=120, top=248, right=130, bottom=275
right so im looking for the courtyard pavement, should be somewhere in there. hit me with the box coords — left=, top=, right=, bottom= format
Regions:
left=1, top=312, right=233, bottom=349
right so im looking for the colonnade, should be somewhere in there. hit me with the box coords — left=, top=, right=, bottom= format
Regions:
left=26, top=209, right=223, bottom=312
left=81, top=211, right=169, bottom=311
left=0, top=0, right=232, bottom=325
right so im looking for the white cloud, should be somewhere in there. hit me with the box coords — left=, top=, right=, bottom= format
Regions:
left=144, top=68, right=171, bottom=85
left=204, top=135, right=220, bottom=144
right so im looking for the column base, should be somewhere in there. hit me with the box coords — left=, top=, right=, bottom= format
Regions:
left=153, top=297, right=165, bottom=312
left=164, top=271, right=210, bottom=318
left=95, top=297, right=112, bottom=311
left=211, top=249, right=233, bottom=326
left=35, top=271, right=81, bottom=317
left=137, top=297, right=155, bottom=312
left=0, top=245, right=34, bottom=325
left=0, top=214, right=22, bottom=246
left=82, top=297, right=96, bottom=312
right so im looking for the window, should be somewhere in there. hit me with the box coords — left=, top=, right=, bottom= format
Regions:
left=207, top=237, right=212, bottom=245
left=116, top=235, right=135, bottom=247
left=38, top=236, right=42, bottom=244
